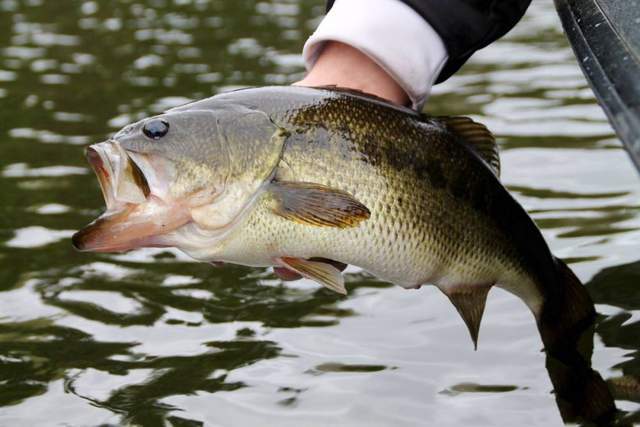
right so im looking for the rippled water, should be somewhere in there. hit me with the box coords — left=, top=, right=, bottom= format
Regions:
left=1, top=0, right=639, bottom=425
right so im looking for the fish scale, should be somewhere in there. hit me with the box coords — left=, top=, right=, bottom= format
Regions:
left=72, top=82, right=615, bottom=426
left=197, top=88, right=535, bottom=303
left=74, top=85, right=594, bottom=352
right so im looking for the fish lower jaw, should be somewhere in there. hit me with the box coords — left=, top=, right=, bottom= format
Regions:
left=73, top=194, right=193, bottom=253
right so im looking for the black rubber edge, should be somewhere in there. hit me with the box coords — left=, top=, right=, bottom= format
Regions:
left=555, top=0, right=640, bottom=173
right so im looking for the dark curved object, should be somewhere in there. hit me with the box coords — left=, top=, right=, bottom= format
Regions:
left=555, top=0, right=640, bottom=173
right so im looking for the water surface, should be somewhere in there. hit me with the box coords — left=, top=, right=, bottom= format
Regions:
left=1, top=0, right=639, bottom=425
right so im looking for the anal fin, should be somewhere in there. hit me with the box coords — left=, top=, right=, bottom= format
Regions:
left=276, top=257, right=347, bottom=295
left=274, top=258, right=348, bottom=282
left=442, top=284, right=492, bottom=350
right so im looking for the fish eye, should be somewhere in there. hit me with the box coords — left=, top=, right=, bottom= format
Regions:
left=142, top=119, right=170, bottom=140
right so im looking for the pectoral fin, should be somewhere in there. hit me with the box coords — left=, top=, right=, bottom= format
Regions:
left=441, top=284, right=492, bottom=350
left=276, top=257, right=347, bottom=295
left=269, top=181, right=370, bottom=228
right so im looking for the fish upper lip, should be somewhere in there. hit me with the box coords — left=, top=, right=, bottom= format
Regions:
left=85, top=140, right=150, bottom=211
left=85, top=143, right=117, bottom=210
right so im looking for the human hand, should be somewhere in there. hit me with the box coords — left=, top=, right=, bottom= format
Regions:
left=293, top=41, right=409, bottom=106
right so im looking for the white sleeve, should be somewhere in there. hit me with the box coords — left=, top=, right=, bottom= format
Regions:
left=302, top=0, right=448, bottom=109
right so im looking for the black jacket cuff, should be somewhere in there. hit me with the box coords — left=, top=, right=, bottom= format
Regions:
left=326, top=0, right=531, bottom=83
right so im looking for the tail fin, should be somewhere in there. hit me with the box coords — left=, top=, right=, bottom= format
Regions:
left=538, top=257, right=616, bottom=424
left=537, top=257, right=596, bottom=352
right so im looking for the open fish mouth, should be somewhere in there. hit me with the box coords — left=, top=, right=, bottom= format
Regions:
left=72, top=140, right=190, bottom=253
left=86, top=141, right=150, bottom=211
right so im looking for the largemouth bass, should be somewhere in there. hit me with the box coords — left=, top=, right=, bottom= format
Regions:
left=73, top=86, right=592, bottom=347
left=73, top=86, right=616, bottom=422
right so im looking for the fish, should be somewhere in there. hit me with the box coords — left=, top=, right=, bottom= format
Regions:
left=73, top=86, right=616, bottom=422
left=74, top=89, right=610, bottom=372
left=72, top=85, right=594, bottom=346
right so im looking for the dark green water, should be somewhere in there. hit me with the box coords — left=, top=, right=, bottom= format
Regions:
left=1, top=0, right=639, bottom=425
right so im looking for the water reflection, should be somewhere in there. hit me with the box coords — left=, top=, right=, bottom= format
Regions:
left=543, top=319, right=616, bottom=425
left=68, top=340, right=280, bottom=426
left=0, top=250, right=365, bottom=423
left=31, top=257, right=363, bottom=328
left=588, top=260, right=640, bottom=425
left=0, top=315, right=280, bottom=425
left=1, top=0, right=640, bottom=425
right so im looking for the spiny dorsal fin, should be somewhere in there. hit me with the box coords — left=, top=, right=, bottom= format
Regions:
left=269, top=181, right=370, bottom=228
left=438, top=116, right=500, bottom=177
left=276, top=257, right=347, bottom=295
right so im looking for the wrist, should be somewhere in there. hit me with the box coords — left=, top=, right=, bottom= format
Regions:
left=293, top=41, right=410, bottom=106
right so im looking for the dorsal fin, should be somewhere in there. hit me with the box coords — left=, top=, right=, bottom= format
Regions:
left=438, top=116, right=500, bottom=177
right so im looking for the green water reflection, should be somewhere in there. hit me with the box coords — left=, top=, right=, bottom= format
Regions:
left=1, top=0, right=639, bottom=426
